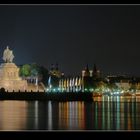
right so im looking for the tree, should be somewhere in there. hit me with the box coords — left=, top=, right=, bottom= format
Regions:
left=39, top=66, right=49, bottom=85
left=19, top=64, right=49, bottom=85
left=30, top=63, right=40, bottom=76
left=20, top=64, right=31, bottom=77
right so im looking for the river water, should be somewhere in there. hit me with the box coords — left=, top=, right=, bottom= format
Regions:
left=0, top=95, right=140, bottom=131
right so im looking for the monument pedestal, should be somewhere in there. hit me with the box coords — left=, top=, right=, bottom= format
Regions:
left=0, top=63, right=27, bottom=92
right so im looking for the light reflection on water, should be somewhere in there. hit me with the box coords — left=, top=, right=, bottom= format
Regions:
left=0, top=101, right=27, bottom=130
left=0, top=96, right=140, bottom=130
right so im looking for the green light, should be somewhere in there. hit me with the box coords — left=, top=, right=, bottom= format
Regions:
left=90, top=88, right=93, bottom=92
left=58, top=88, right=60, bottom=92
left=46, top=88, right=49, bottom=92
left=85, top=88, right=88, bottom=92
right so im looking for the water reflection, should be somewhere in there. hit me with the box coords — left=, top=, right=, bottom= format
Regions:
left=58, top=101, right=85, bottom=130
left=0, top=101, right=27, bottom=130
left=48, top=101, right=52, bottom=130
left=0, top=96, right=140, bottom=130
left=35, top=101, right=38, bottom=129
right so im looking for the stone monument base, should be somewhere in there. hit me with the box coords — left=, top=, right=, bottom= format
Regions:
left=0, top=63, right=27, bottom=92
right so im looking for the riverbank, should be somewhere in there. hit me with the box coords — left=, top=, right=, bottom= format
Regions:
left=0, top=91, right=139, bottom=101
left=0, top=92, right=93, bottom=101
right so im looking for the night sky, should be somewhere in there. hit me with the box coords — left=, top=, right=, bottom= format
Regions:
left=0, top=5, right=140, bottom=76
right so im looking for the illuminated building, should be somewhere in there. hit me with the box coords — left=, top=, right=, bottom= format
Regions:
left=49, top=63, right=62, bottom=78
left=82, top=64, right=94, bottom=92
left=47, top=63, right=63, bottom=92
left=47, top=64, right=101, bottom=93
left=93, top=64, right=100, bottom=79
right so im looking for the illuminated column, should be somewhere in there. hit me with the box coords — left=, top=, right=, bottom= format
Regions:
left=66, top=78, right=69, bottom=92
left=72, top=77, right=75, bottom=92
left=81, top=77, right=84, bottom=92
left=77, top=77, right=79, bottom=92
left=48, top=76, right=52, bottom=92
left=69, top=78, right=71, bottom=92
left=89, top=70, right=93, bottom=77
left=78, top=77, right=82, bottom=91
left=81, top=70, right=85, bottom=92
left=68, top=78, right=70, bottom=92
left=70, top=78, right=72, bottom=92
left=64, top=79, right=67, bottom=92
left=66, top=78, right=68, bottom=92
left=82, top=70, right=85, bottom=77
left=59, top=79, right=62, bottom=92
left=62, top=79, right=64, bottom=92
left=35, top=76, right=38, bottom=86
left=75, top=77, right=78, bottom=92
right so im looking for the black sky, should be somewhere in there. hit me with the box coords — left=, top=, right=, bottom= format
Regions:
left=0, top=5, right=140, bottom=76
